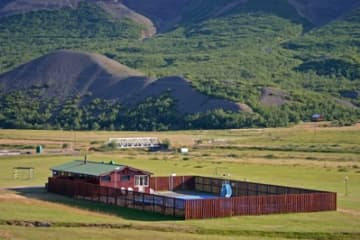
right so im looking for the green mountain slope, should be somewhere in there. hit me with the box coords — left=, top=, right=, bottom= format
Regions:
left=0, top=2, right=144, bottom=73
left=0, top=3, right=142, bottom=38
left=0, top=0, right=359, bottom=130
left=283, top=8, right=360, bottom=106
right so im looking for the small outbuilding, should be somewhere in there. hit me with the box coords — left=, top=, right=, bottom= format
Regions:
left=311, top=114, right=324, bottom=122
left=36, top=145, right=43, bottom=154
left=51, top=160, right=153, bottom=193
left=179, top=148, right=189, bottom=154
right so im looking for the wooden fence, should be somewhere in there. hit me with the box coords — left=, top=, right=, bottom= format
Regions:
left=47, top=178, right=186, bottom=218
left=185, top=192, right=336, bottom=219
left=150, top=176, right=195, bottom=191
left=194, top=176, right=319, bottom=196
left=47, top=176, right=336, bottom=220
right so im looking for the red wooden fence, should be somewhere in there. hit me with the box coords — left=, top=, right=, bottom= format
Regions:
left=47, top=177, right=186, bottom=218
left=185, top=192, right=336, bottom=219
left=193, top=176, right=319, bottom=196
left=150, top=176, right=195, bottom=191
left=47, top=176, right=337, bottom=220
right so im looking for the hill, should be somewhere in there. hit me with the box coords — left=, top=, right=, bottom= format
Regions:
left=0, top=50, right=245, bottom=114
left=0, top=50, right=146, bottom=101
left=121, top=0, right=360, bottom=30
left=1, top=0, right=358, bottom=32
left=0, top=0, right=359, bottom=130
left=289, top=0, right=360, bottom=26
left=0, top=0, right=155, bottom=37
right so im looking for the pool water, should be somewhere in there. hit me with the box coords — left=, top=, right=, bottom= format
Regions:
left=156, top=191, right=219, bottom=200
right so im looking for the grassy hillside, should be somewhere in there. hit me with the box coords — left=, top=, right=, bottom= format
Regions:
left=283, top=8, right=360, bottom=106
left=0, top=2, right=143, bottom=73
left=0, top=0, right=359, bottom=130
left=0, top=3, right=142, bottom=39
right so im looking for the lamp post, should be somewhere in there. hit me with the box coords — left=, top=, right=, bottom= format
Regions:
left=344, top=176, right=349, bottom=197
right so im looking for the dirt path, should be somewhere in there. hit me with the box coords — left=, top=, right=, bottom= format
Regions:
left=0, top=193, right=27, bottom=200
left=338, top=208, right=360, bottom=217
left=0, top=139, right=64, bottom=145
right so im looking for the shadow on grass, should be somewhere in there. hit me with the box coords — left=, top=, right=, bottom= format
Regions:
left=11, top=187, right=181, bottom=222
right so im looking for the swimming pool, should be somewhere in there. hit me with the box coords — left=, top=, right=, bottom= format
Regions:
left=156, top=191, right=219, bottom=200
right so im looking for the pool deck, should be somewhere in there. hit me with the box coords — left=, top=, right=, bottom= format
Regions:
left=155, top=190, right=219, bottom=200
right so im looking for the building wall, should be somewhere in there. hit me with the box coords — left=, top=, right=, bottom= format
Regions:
left=99, top=168, right=151, bottom=193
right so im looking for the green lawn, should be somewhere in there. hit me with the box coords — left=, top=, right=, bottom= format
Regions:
left=0, top=225, right=292, bottom=240
left=0, top=126, right=359, bottom=239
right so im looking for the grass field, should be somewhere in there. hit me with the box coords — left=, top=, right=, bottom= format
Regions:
left=0, top=123, right=359, bottom=240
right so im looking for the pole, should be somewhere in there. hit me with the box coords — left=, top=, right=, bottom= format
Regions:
left=74, top=131, right=76, bottom=151
left=344, top=176, right=349, bottom=196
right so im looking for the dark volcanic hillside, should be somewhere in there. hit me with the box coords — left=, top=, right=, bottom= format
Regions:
left=0, top=50, right=148, bottom=101
left=0, top=0, right=156, bottom=37
left=289, top=0, right=360, bottom=25
left=128, top=0, right=359, bottom=28
left=1, top=0, right=359, bottom=32
left=0, top=50, right=245, bottom=114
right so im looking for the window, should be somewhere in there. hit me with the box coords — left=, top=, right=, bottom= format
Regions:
left=121, top=175, right=130, bottom=182
left=135, top=175, right=149, bottom=187
left=101, top=176, right=111, bottom=182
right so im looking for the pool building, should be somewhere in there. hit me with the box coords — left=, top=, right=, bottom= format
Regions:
left=47, top=160, right=336, bottom=219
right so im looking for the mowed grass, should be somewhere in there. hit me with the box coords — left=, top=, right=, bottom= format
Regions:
left=0, top=123, right=359, bottom=150
left=0, top=226, right=291, bottom=240
left=1, top=153, right=359, bottom=210
left=0, top=125, right=360, bottom=239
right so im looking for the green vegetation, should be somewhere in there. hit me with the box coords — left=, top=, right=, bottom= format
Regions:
left=1, top=88, right=358, bottom=130
left=296, top=58, right=360, bottom=80
left=0, top=2, right=143, bottom=73
left=0, top=91, right=264, bottom=130
left=0, top=127, right=359, bottom=239
left=283, top=7, right=360, bottom=106
left=0, top=0, right=359, bottom=130
left=0, top=2, right=142, bottom=39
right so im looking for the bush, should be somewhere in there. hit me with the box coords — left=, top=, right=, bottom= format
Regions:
left=161, top=139, right=171, bottom=150
left=62, top=143, right=69, bottom=149
left=96, top=141, right=118, bottom=152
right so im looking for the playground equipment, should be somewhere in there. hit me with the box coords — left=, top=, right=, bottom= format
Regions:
left=108, top=137, right=160, bottom=149
left=13, top=167, right=34, bottom=180
left=220, top=181, right=232, bottom=198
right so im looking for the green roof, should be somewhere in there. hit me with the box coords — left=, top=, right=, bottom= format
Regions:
left=51, top=160, right=126, bottom=176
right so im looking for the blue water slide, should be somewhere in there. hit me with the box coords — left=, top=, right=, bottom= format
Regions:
left=220, top=183, right=232, bottom=198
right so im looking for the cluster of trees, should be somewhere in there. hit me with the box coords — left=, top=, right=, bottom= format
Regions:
left=0, top=2, right=142, bottom=39
left=296, top=59, right=360, bottom=81
left=0, top=90, right=358, bottom=131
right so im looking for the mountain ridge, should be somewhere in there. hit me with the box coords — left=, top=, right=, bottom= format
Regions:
left=0, top=0, right=156, bottom=37
left=0, top=50, right=247, bottom=114
left=1, top=0, right=359, bottom=32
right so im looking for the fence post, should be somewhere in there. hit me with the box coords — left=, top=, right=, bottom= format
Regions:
left=107, top=187, right=109, bottom=204
left=142, top=193, right=145, bottom=211
left=98, top=186, right=100, bottom=202
left=173, top=198, right=176, bottom=216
